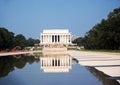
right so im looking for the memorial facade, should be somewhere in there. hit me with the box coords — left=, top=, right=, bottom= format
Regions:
left=40, top=29, right=71, bottom=45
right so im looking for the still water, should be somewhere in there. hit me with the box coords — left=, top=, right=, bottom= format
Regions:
left=0, top=53, right=119, bottom=85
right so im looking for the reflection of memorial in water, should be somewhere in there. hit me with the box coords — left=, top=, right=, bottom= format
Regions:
left=40, top=54, right=72, bottom=72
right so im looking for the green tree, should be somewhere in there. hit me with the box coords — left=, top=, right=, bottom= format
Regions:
left=0, top=27, right=40, bottom=50
left=83, top=7, right=120, bottom=50
left=72, top=37, right=84, bottom=46
left=26, top=38, right=40, bottom=46
left=0, top=28, right=14, bottom=50
left=14, top=34, right=27, bottom=49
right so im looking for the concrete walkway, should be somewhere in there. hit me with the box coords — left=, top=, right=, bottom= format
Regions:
left=68, top=50, right=120, bottom=83
left=0, top=50, right=41, bottom=56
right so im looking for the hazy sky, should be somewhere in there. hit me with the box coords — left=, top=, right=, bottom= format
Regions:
left=0, top=0, right=120, bottom=39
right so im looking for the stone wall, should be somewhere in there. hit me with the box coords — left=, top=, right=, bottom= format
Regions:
left=42, top=44, right=67, bottom=55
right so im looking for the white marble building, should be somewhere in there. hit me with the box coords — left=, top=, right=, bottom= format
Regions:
left=40, top=29, right=71, bottom=45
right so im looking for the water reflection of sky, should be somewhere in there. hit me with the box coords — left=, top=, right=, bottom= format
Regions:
left=0, top=54, right=119, bottom=85
left=0, top=60, right=99, bottom=85
left=0, top=64, right=98, bottom=85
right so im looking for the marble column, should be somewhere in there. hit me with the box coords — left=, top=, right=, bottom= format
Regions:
left=57, top=35, right=58, bottom=43
left=60, top=35, right=62, bottom=43
left=66, top=35, right=68, bottom=43
left=65, top=35, right=67, bottom=43
left=44, top=35, right=46, bottom=43
left=43, top=35, right=44, bottom=43
left=61, top=35, right=62, bottom=43
left=70, top=34, right=71, bottom=43
left=46, top=35, right=47, bottom=43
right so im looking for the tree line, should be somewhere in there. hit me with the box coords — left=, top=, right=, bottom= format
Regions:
left=0, top=28, right=40, bottom=50
left=73, top=7, right=120, bottom=50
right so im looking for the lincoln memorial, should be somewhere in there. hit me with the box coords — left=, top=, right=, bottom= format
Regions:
left=40, top=29, right=71, bottom=45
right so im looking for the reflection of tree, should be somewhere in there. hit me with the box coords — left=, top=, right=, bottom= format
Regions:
left=0, top=57, right=14, bottom=78
left=86, top=66, right=120, bottom=85
left=0, top=55, right=39, bottom=78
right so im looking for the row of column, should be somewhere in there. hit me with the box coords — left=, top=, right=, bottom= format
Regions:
left=40, top=56, right=72, bottom=67
left=41, top=34, right=71, bottom=44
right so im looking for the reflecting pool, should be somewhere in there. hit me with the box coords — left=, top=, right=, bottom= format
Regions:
left=0, top=53, right=119, bottom=85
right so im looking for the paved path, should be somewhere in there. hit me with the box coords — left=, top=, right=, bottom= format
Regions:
left=68, top=50, right=120, bottom=83
left=0, top=50, right=41, bottom=56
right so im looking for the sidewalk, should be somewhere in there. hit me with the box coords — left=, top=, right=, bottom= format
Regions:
left=68, top=50, right=120, bottom=83
left=0, top=50, right=41, bottom=56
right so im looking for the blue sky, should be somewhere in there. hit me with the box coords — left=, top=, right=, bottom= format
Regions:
left=0, top=0, right=120, bottom=39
